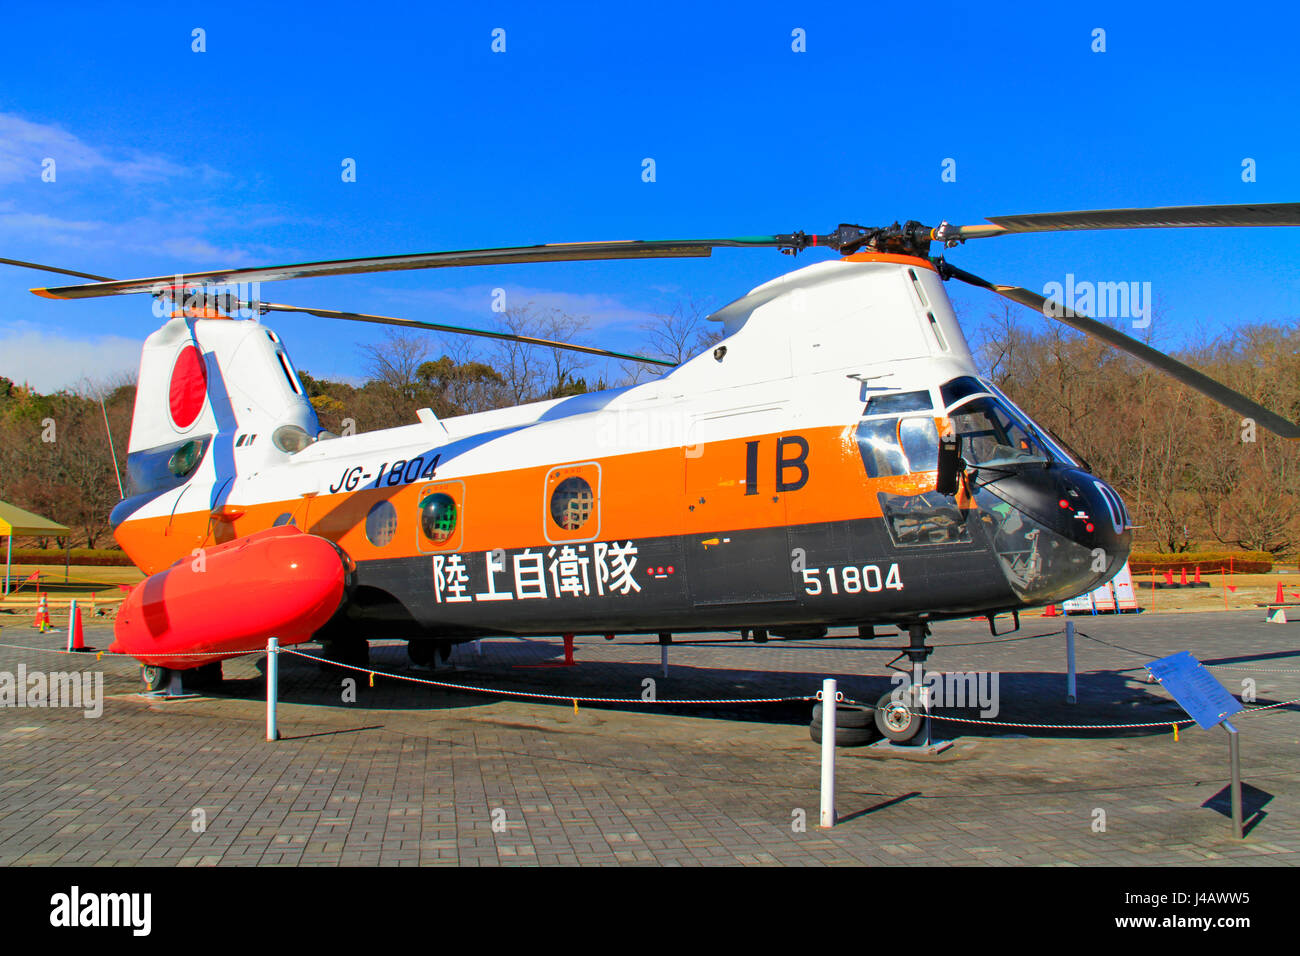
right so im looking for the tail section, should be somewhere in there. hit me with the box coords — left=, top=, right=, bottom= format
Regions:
left=111, top=314, right=322, bottom=566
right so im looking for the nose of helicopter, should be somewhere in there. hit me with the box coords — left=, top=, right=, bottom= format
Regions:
left=969, top=465, right=1133, bottom=605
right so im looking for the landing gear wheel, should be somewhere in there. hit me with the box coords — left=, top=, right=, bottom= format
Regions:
left=438, top=641, right=452, bottom=663
left=141, top=665, right=170, bottom=692
left=874, top=690, right=928, bottom=744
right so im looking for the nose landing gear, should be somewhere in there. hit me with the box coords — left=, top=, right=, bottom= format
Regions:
left=874, top=622, right=934, bottom=746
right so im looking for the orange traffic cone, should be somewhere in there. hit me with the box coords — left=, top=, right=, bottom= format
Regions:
left=1043, top=604, right=1058, bottom=617
left=33, top=593, right=50, bottom=631
left=1277, top=582, right=1286, bottom=604
left=67, top=600, right=92, bottom=652
left=1179, top=567, right=1189, bottom=586
left=1163, top=570, right=1175, bottom=586
left=1194, top=566, right=1203, bottom=584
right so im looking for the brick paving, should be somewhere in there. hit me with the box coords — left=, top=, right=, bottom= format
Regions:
left=0, top=609, right=1296, bottom=866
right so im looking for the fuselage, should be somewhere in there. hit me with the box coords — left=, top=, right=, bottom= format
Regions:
left=111, top=253, right=1133, bottom=645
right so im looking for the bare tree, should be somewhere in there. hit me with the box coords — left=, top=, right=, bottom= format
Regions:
left=359, top=329, right=431, bottom=403
left=489, top=304, right=591, bottom=403
left=641, top=297, right=720, bottom=365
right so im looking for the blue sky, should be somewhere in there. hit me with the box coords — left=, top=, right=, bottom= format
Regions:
left=1, top=2, right=1297, bottom=391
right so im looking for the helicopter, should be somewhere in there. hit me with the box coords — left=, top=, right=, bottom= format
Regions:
left=5, top=201, right=1298, bottom=743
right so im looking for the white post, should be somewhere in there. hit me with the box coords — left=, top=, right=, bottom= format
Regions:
left=66, top=599, right=77, bottom=651
left=1065, top=621, right=1077, bottom=704
left=266, top=638, right=279, bottom=741
left=1224, top=720, right=1242, bottom=839
left=4, top=534, right=11, bottom=594
left=820, top=678, right=837, bottom=828
left=661, top=644, right=669, bottom=678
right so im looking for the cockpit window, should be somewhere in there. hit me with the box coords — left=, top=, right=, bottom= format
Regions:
left=856, top=416, right=939, bottom=478
left=948, top=396, right=1052, bottom=467
left=863, top=389, right=933, bottom=416
left=940, top=376, right=989, bottom=408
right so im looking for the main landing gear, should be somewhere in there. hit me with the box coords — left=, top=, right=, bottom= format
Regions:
left=407, top=640, right=452, bottom=668
left=140, top=661, right=222, bottom=695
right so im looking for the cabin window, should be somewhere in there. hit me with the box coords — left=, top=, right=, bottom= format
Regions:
left=416, top=481, right=465, bottom=553
left=543, top=463, right=602, bottom=543
left=419, top=493, right=458, bottom=544
left=273, top=513, right=295, bottom=527
left=550, top=477, right=594, bottom=531
left=365, top=500, right=398, bottom=547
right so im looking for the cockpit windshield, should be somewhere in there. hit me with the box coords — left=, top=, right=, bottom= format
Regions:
left=948, top=395, right=1053, bottom=468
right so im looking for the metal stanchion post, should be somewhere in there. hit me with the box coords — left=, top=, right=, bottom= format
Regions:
left=266, top=637, right=279, bottom=742
left=820, top=678, right=836, bottom=828
left=1065, top=620, right=1077, bottom=704
left=1224, top=720, right=1242, bottom=838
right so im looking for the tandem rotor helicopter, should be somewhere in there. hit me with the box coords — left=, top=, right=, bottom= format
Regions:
left=5, top=201, right=1299, bottom=742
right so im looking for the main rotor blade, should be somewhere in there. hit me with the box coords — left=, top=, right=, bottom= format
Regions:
left=29, top=237, right=797, bottom=300
left=940, top=261, right=1300, bottom=440
left=259, top=302, right=676, bottom=367
left=0, top=257, right=112, bottom=282
left=947, top=202, right=1300, bottom=240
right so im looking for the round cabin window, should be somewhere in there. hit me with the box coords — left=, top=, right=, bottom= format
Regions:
left=419, top=493, right=458, bottom=544
left=550, top=476, right=594, bottom=531
left=365, top=500, right=398, bottom=547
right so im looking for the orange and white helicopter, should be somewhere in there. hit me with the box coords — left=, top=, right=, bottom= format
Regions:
left=6, top=202, right=1298, bottom=741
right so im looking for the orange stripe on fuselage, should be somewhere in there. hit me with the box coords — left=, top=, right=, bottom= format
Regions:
left=114, top=424, right=940, bottom=574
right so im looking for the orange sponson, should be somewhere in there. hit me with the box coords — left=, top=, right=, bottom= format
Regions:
left=111, top=526, right=346, bottom=670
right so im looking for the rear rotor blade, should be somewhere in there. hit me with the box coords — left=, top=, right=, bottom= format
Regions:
left=945, top=202, right=1300, bottom=240
left=939, top=261, right=1300, bottom=440
left=0, top=257, right=112, bottom=282
left=259, top=302, right=675, bottom=367
left=2, top=255, right=672, bottom=366
left=29, top=237, right=799, bottom=300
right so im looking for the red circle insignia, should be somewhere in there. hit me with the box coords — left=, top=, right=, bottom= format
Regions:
left=168, top=345, right=207, bottom=428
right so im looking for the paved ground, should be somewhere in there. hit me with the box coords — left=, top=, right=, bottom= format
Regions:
left=0, top=609, right=1297, bottom=866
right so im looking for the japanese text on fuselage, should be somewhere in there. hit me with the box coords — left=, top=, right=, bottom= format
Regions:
left=432, top=542, right=641, bottom=603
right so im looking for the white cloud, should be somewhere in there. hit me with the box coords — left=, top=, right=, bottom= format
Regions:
left=0, top=329, right=139, bottom=392
left=0, top=113, right=196, bottom=185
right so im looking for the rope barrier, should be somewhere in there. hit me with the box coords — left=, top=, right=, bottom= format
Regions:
left=837, top=695, right=1300, bottom=730
left=279, top=647, right=814, bottom=706
left=0, top=637, right=1295, bottom=729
